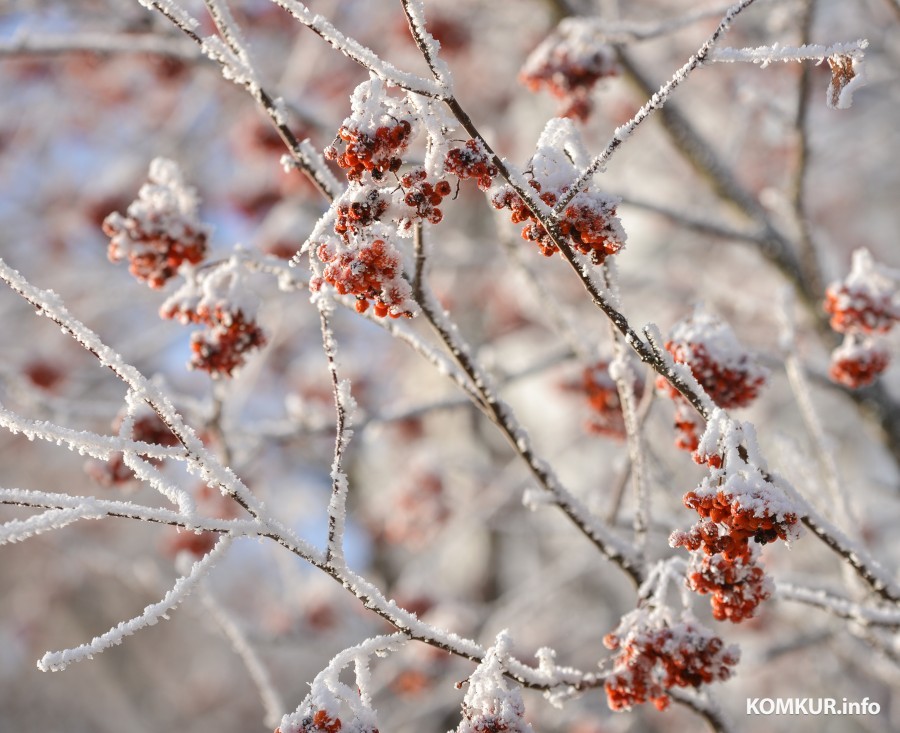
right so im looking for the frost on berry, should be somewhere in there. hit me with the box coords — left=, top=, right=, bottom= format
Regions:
left=310, top=229, right=416, bottom=319
left=824, top=249, right=900, bottom=334
left=520, top=19, right=618, bottom=121
left=561, top=359, right=644, bottom=439
left=828, top=335, right=890, bottom=389
left=324, top=78, right=417, bottom=183
left=160, top=258, right=266, bottom=378
left=445, top=139, right=498, bottom=191
left=276, top=658, right=380, bottom=733
left=393, top=166, right=452, bottom=230
left=656, top=306, right=768, bottom=410
left=490, top=118, right=625, bottom=264
left=454, top=631, right=534, bottom=733
left=603, top=607, right=739, bottom=711
left=826, top=52, right=866, bottom=110
left=669, top=413, right=799, bottom=620
left=685, top=549, right=773, bottom=623
left=102, top=158, right=209, bottom=288
left=824, top=250, right=898, bottom=388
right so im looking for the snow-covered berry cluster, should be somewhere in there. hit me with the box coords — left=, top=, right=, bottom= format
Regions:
left=396, top=167, right=452, bottom=229
left=444, top=140, right=498, bottom=191
left=685, top=550, right=772, bottom=623
left=669, top=414, right=799, bottom=621
left=657, top=306, right=767, bottom=451
left=102, top=158, right=209, bottom=288
left=380, top=470, right=449, bottom=547
left=334, top=186, right=389, bottom=242
left=823, top=249, right=900, bottom=388
left=161, top=258, right=266, bottom=378
left=324, top=79, right=416, bottom=183
left=603, top=607, right=739, bottom=711
left=491, top=119, right=625, bottom=264
left=453, top=632, right=534, bottom=733
left=520, top=19, right=618, bottom=121
left=311, top=235, right=414, bottom=318
left=276, top=710, right=344, bottom=733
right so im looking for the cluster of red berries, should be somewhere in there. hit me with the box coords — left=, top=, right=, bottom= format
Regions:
left=829, top=340, right=890, bottom=389
left=85, top=411, right=179, bottom=487
left=686, top=552, right=772, bottom=623
left=397, top=167, right=452, bottom=228
left=677, top=489, right=798, bottom=559
left=491, top=179, right=623, bottom=264
left=520, top=23, right=618, bottom=121
left=561, top=360, right=643, bottom=439
left=325, top=120, right=413, bottom=182
left=444, top=140, right=498, bottom=191
left=657, top=340, right=766, bottom=410
left=312, top=239, right=412, bottom=318
left=334, top=188, right=388, bottom=242
left=657, top=309, right=766, bottom=451
left=670, top=416, right=798, bottom=621
left=823, top=249, right=899, bottom=388
left=103, top=158, right=209, bottom=289
left=162, top=302, right=266, bottom=378
left=104, top=217, right=207, bottom=288
left=603, top=616, right=738, bottom=711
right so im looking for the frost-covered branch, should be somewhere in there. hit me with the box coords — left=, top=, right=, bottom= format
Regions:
left=710, top=40, right=867, bottom=67
left=777, top=583, right=900, bottom=628
left=0, top=32, right=201, bottom=60
left=555, top=0, right=759, bottom=211
left=411, top=228, right=645, bottom=585
left=140, top=0, right=340, bottom=200
left=38, top=534, right=232, bottom=671
left=269, top=0, right=446, bottom=98
left=0, top=488, right=261, bottom=535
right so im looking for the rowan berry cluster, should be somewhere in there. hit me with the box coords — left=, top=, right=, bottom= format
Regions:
left=823, top=249, right=899, bottom=388
left=520, top=19, right=618, bottom=121
left=603, top=610, right=739, bottom=711
left=103, top=158, right=209, bottom=288
left=324, top=79, right=416, bottom=183
left=670, top=414, right=799, bottom=621
left=491, top=180, right=624, bottom=264
left=490, top=119, right=625, bottom=264
left=561, top=360, right=643, bottom=439
left=686, top=551, right=772, bottom=623
left=325, top=120, right=412, bottom=182
left=444, top=140, right=498, bottom=190
left=311, top=237, right=413, bottom=318
left=334, top=186, right=389, bottom=241
left=829, top=339, right=890, bottom=389
left=85, top=409, right=179, bottom=487
left=161, top=260, right=267, bottom=378
left=396, top=167, right=452, bottom=229
left=187, top=307, right=267, bottom=377
left=657, top=307, right=767, bottom=451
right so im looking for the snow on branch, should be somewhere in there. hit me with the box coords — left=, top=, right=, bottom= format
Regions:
left=710, top=40, right=868, bottom=67
left=0, top=400, right=186, bottom=462
left=0, top=504, right=103, bottom=545
left=37, top=534, right=232, bottom=672
left=710, top=40, right=868, bottom=109
left=0, top=487, right=261, bottom=535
